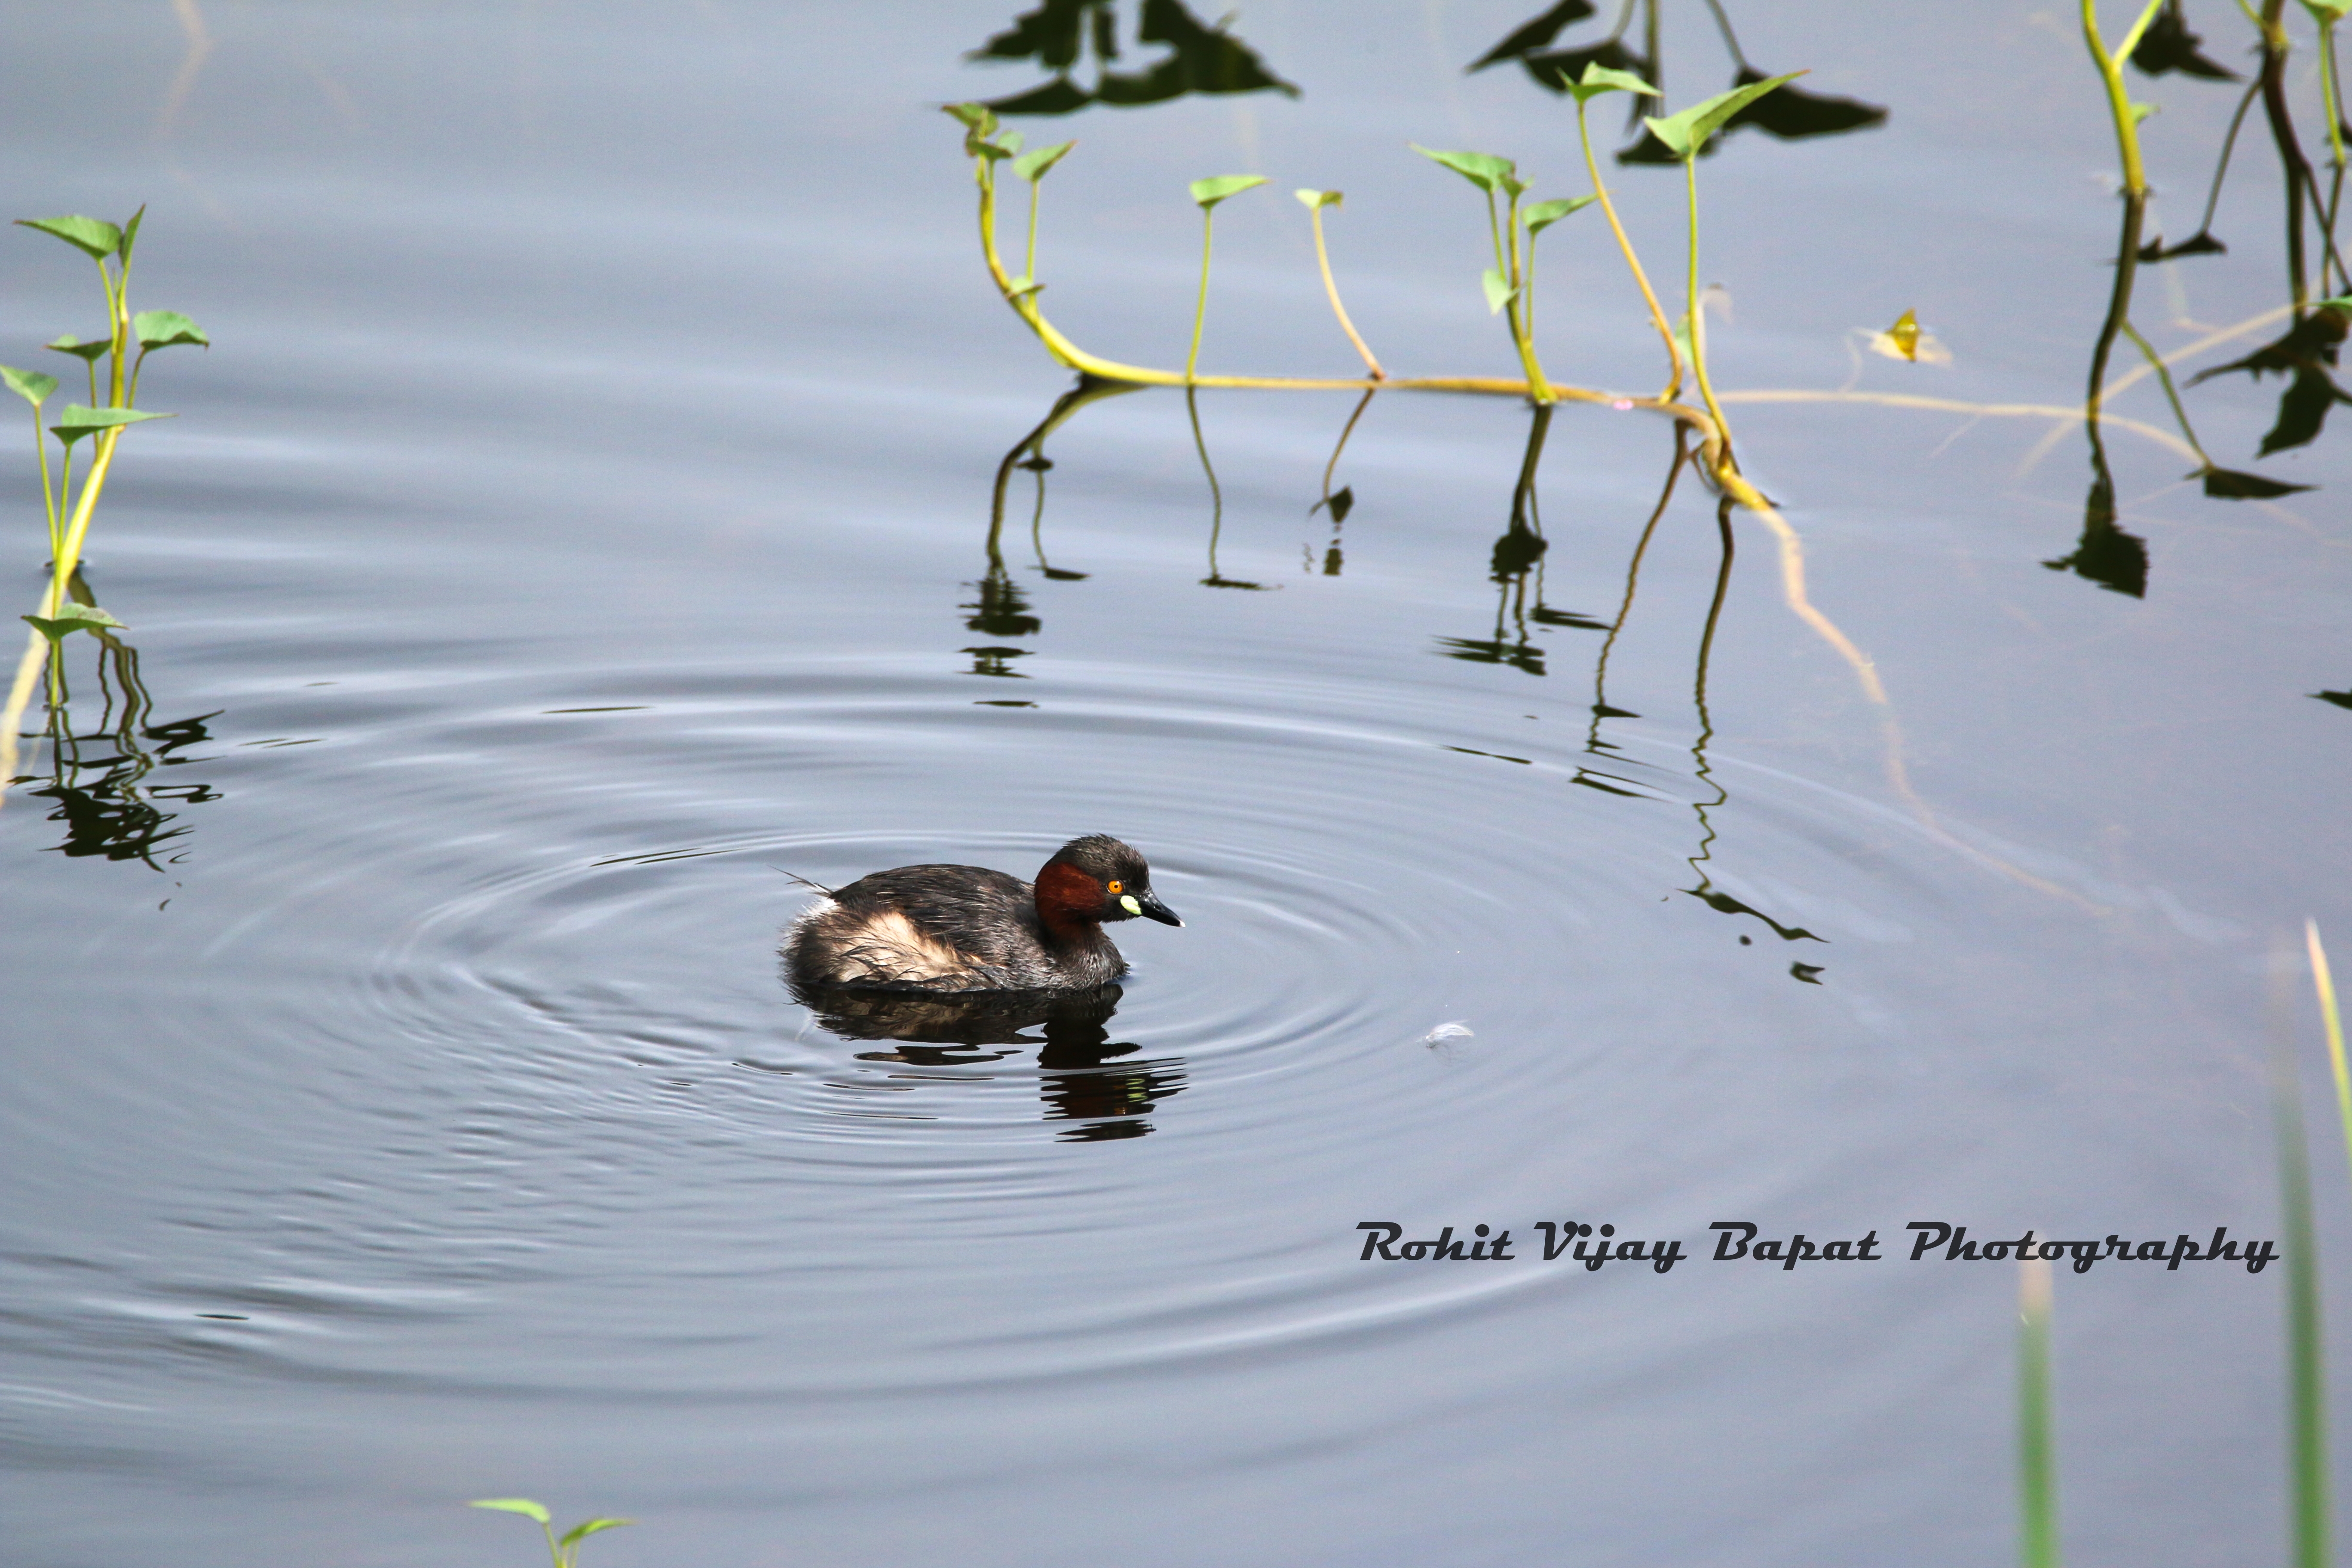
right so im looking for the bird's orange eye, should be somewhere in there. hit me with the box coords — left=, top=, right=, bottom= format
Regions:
left=1107, top=880, right=1123, bottom=894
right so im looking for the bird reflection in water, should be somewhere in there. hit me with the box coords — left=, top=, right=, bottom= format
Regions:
left=795, top=982, right=1186, bottom=1142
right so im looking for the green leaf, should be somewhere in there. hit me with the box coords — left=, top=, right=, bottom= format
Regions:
left=1411, top=145, right=1516, bottom=194
left=1005, top=276, right=1045, bottom=300
left=49, top=404, right=174, bottom=446
left=993, top=129, right=1025, bottom=157
left=2129, top=100, right=2158, bottom=123
left=133, top=310, right=209, bottom=350
left=119, top=205, right=145, bottom=264
left=1190, top=174, right=1268, bottom=209
left=943, top=102, right=1009, bottom=159
left=1011, top=140, right=1075, bottom=182
left=0, top=365, right=58, bottom=408
left=46, top=336, right=109, bottom=364
left=15, top=215, right=122, bottom=261
left=1481, top=267, right=1518, bottom=315
left=1643, top=71, right=1807, bottom=159
left=23, top=603, right=125, bottom=640
left=470, top=1499, right=552, bottom=1525
left=1566, top=62, right=1660, bottom=104
left=557, top=1519, right=635, bottom=1547
left=2301, top=0, right=2352, bottom=20
left=1522, top=195, right=1598, bottom=235
left=1294, top=188, right=1342, bottom=210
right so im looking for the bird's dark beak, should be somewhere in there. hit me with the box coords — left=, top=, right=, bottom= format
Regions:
left=1136, top=888, right=1183, bottom=927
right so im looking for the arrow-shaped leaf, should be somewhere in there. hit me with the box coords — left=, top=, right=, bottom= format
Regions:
left=1523, top=195, right=1598, bottom=234
left=1644, top=71, right=1807, bottom=159
left=1411, top=145, right=1517, bottom=194
left=49, top=404, right=174, bottom=447
left=0, top=365, right=58, bottom=408
left=1566, top=61, right=1660, bottom=104
left=15, top=214, right=122, bottom=261
left=469, top=1499, right=552, bottom=1525
left=134, top=311, right=209, bottom=350
left=1011, top=141, right=1075, bottom=182
left=46, top=336, right=109, bottom=364
left=557, top=1519, right=635, bottom=1547
left=23, top=603, right=126, bottom=639
left=1482, top=267, right=1519, bottom=315
left=1295, top=188, right=1343, bottom=210
left=1190, top=174, right=1268, bottom=209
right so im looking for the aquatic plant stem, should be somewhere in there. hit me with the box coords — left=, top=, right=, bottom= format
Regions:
left=2016, top=1258, right=2061, bottom=1568
left=1187, top=208, right=1217, bottom=382
left=2312, top=920, right=2352, bottom=1183
left=1682, top=158, right=1737, bottom=473
left=1025, top=181, right=1041, bottom=282
left=2081, top=1, right=2165, bottom=199
left=1501, top=189, right=1554, bottom=405
left=1307, top=205, right=1383, bottom=378
left=1576, top=103, right=1682, bottom=398
left=967, top=149, right=1706, bottom=406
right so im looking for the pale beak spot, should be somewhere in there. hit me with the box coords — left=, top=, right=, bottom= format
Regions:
left=1119, top=894, right=1142, bottom=916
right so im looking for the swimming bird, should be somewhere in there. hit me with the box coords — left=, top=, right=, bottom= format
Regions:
left=783, top=834, right=1182, bottom=993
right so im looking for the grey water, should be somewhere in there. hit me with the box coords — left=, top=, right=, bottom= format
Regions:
left=3, top=3, right=2347, bottom=1565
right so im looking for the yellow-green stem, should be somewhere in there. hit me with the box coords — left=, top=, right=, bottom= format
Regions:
left=1187, top=208, right=1216, bottom=383
left=1683, top=158, right=1736, bottom=471
left=2081, top=0, right=2167, bottom=198
left=1025, top=181, right=1041, bottom=282
left=1308, top=207, right=1384, bottom=377
left=1577, top=102, right=1683, bottom=398
left=1504, top=190, right=1554, bottom=404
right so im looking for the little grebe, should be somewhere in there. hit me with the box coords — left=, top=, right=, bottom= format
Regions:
left=783, top=834, right=1182, bottom=993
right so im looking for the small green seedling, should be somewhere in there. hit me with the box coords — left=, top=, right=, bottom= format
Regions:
left=1010, top=139, right=1074, bottom=283
left=1185, top=174, right=1267, bottom=381
left=469, top=1498, right=634, bottom=1568
left=1295, top=189, right=1384, bottom=377
left=1, top=207, right=207, bottom=795
left=1412, top=145, right=1556, bottom=400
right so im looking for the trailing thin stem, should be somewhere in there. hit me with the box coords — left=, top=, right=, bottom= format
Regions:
left=1307, top=205, right=1383, bottom=377
left=1188, top=208, right=1216, bottom=383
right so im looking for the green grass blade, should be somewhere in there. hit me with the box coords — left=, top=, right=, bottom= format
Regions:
left=2312, top=921, right=2351, bottom=1187
left=2016, top=1257, right=2061, bottom=1568
left=2274, top=1029, right=2333, bottom=1568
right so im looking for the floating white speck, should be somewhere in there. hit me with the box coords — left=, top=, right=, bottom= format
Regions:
left=1421, top=1021, right=1474, bottom=1047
